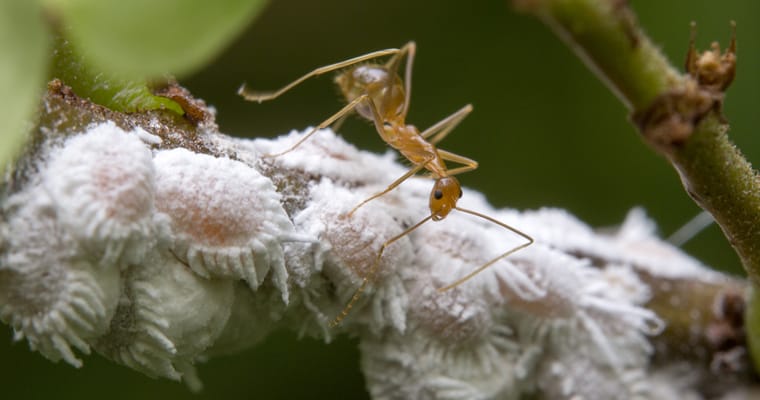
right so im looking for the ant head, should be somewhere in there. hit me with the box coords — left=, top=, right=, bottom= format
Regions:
left=430, top=177, right=462, bottom=221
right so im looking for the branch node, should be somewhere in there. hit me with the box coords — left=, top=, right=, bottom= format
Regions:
left=630, top=81, right=714, bottom=153
left=632, top=22, right=737, bottom=155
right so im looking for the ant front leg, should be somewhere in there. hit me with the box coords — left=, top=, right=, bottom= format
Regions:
left=347, top=158, right=433, bottom=217
left=437, top=149, right=478, bottom=176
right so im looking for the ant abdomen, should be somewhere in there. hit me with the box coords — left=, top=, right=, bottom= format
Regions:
left=335, top=65, right=405, bottom=121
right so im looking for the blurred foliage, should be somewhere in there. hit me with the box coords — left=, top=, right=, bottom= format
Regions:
left=0, top=0, right=266, bottom=169
left=2, top=0, right=760, bottom=399
left=0, top=1, right=47, bottom=172
left=48, top=0, right=267, bottom=79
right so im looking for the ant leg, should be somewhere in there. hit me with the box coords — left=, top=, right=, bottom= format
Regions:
left=420, top=104, right=473, bottom=145
left=437, top=207, right=534, bottom=292
left=330, top=214, right=434, bottom=327
left=239, top=48, right=402, bottom=103
left=331, top=112, right=351, bottom=134
left=264, top=94, right=369, bottom=157
left=383, top=42, right=417, bottom=119
left=347, top=157, right=433, bottom=217
left=408, top=149, right=477, bottom=179
left=437, top=149, right=478, bottom=176
left=400, top=42, right=416, bottom=118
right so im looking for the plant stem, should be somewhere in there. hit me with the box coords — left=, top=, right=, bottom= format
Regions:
left=671, top=115, right=760, bottom=285
left=514, top=0, right=760, bottom=372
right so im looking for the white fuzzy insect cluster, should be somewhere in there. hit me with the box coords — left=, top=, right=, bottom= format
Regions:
left=0, top=122, right=739, bottom=398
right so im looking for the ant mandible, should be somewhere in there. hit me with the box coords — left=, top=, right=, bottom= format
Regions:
left=239, top=42, right=533, bottom=326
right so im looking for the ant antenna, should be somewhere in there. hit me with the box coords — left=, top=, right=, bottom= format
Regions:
left=329, top=214, right=433, bottom=328
left=437, top=207, right=533, bottom=292
left=330, top=206, right=533, bottom=327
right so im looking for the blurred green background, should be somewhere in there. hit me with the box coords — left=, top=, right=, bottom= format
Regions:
left=3, top=0, right=760, bottom=398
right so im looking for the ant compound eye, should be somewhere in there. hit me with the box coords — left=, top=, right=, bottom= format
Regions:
left=458, top=189, right=463, bottom=198
left=434, top=189, right=443, bottom=200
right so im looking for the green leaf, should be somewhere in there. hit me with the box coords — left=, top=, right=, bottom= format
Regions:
left=0, top=0, right=48, bottom=171
left=51, top=37, right=183, bottom=114
left=50, top=0, right=268, bottom=79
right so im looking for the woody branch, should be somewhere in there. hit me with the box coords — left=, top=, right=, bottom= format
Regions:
left=0, top=79, right=755, bottom=398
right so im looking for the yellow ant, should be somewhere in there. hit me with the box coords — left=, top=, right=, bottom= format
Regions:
left=239, top=42, right=533, bottom=326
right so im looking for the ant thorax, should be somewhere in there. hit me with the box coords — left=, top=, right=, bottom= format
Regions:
left=335, top=65, right=405, bottom=120
left=382, top=123, right=418, bottom=147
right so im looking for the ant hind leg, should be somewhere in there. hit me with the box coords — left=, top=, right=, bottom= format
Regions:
left=347, top=159, right=433, bottom=217
left=383, top=42, right=417, bottom=119
left=239, top=48, right=403, bottom=103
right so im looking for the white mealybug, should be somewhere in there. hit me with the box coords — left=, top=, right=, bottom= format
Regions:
left=153, top=148, right=301, bottom=302
left=42, top=122, right=157, bottom=266
left=93, top=250, right=234, bottom=391
left=0, top=192, right=121, bottom=367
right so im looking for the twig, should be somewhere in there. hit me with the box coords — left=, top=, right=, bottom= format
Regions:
left=514, top=0, right=760, bottom=374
